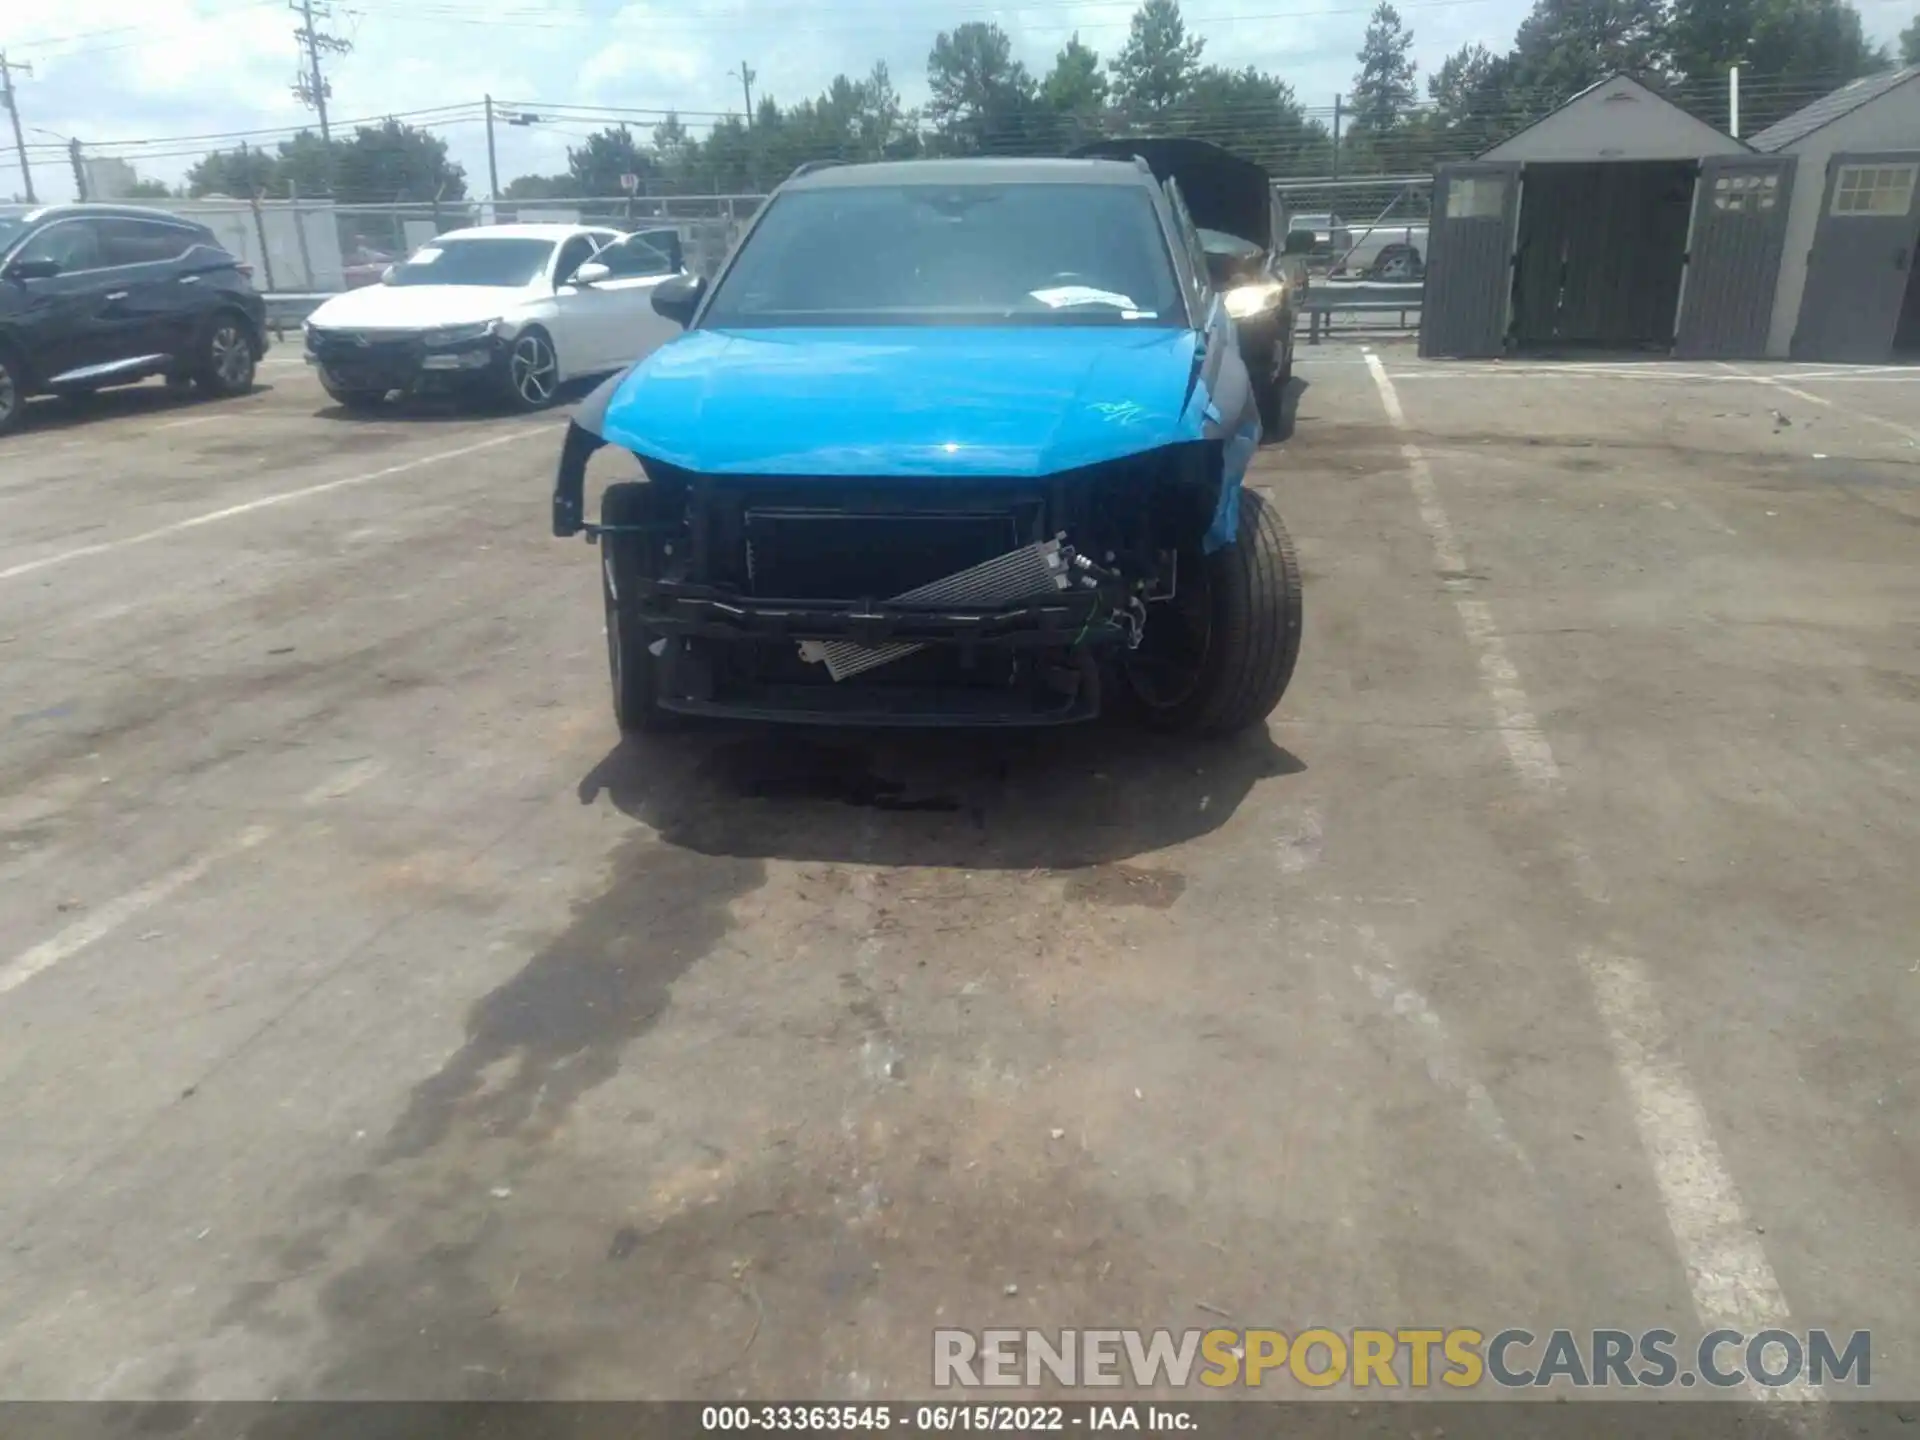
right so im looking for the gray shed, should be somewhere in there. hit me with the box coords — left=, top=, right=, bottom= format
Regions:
left=1421, top=74, right=1794, bottom=359
left=1749, top=67, right=1920, bottom=362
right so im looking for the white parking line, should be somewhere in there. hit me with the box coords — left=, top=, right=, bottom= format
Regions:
left=1362, top=349, right=1809, bottom=1385
left=154, top=413, right=236, bottom=431
left=1720, top=362, right=1920, bottom=445
left=0, top=426, right=551, bottom=585
left=0, top=826, right=270, bottom=999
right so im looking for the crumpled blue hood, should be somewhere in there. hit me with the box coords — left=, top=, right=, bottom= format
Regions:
left=599, top=326, right=1207, bottom=477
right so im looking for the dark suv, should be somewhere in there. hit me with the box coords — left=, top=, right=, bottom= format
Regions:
left=0, top=204, right=269, bottom=436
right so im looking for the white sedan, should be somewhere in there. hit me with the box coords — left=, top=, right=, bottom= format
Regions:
left=302, top=222, right=687, bottom=412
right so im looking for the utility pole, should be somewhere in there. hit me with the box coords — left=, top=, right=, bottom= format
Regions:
left=1728, top=65, right=1741, bottom=139
left=1331, top=93, right=1343, bottom=185
left=732, top=62, right=757, bottom=126
left=484, top=94, right=500, bottom=199
left=290, top=0, right=352, bottom=151
left=69, top=137, right=86, bottom=200
left=0, top=52, right=36, bottom=204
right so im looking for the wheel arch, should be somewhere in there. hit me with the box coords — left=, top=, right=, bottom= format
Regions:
left=0, top=325, right=40, bottom=390
left=199, top=301, right=264, bottom=356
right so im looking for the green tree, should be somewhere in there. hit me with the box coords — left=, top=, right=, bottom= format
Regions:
left=855, top=62, right=916, bottom=158
left=502, top=173, right=579, bottom=200
left=696, top=114, right=759, bottom=191
left=925, top=22, right=1037, bottom=153
left=1669, top=0, right=1889, bottom=132
left=328, top=121, right=466, bottom=203
left=1351, top=2, right=1419, bottom=131
left=1034, top=35, right=1111, bottom=149
left=1507, top=0, right=1673, bottom=100
left=184, top=145, right=277, bottom=198
left=1177, top=65, right=1330, bottom=173
left=1425, top=42, right=1520, bottom=154
left=1903, top=11, right=1919, bottom=62
left=652, top=112, right=691, bottom=165
left=124, top=177, right=175, bottom=199
left=1744, top=0, right=1890, bottom=91
left=1042, top=35, right=1110, bottom=116
left=1111, top=0, right=1206, bottom=119
left=273, top=130, right=337, bottom=198
left=566, top=124, right=654, bottom=196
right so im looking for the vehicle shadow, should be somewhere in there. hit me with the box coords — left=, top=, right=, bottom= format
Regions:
left=11, top=381, right=264, bottom=436
left=311, top=375, right=604, bottom=423
left=577, top=717, right=1305, bottom=870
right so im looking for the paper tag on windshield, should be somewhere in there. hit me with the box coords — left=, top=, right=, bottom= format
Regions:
left=1029, top=285, right=1141, bottom=312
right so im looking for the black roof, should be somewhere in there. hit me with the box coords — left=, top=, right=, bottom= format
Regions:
left=15, top=202, right=207, bottom=226
left=784, top=157, right=1156, bottom=190
left=1748, top=67, right=1920, bottom=153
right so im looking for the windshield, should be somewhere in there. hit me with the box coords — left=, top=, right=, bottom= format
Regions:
left=0, top=217, right=28, bottom=255
left=386, top=237, right=554, bottom=288
left=701, top=183, right=1184, bottom=328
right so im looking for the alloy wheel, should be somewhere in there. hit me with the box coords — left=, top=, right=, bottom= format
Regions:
left=211, top=325, right=254, bottom=388
left=511, top=334, right=558, bottom=406
left=0, top=359, right=16, bottom=429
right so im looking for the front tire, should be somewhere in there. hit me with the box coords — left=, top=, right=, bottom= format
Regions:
left=195, top=313, right=257, bottom=396
left=602, top=481, right=674, bottom=733
left=0, top=350, right=24, bottom=437
left=500, top=328, right=560, bottom=412
left=1122, top=486, right=1303, bottom=736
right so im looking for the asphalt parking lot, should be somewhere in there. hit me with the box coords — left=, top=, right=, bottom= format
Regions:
left=0, top=344, right=1915, bottom=1410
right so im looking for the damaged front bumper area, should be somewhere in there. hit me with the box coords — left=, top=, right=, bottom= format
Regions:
left=555, top=422, right=1229, bottom=726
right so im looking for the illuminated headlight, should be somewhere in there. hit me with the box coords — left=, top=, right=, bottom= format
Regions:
left=423, top=320, right=500, bottom=347
left=1223, top=282, right=1285, bottom=319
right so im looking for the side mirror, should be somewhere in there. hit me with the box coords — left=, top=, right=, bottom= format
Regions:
left=651, top=272, right=705, bottom=329
left=5, top=257, right=62, bottom=281
left=379, top=264, right=397, bottom=284
left=1282, top=230, right=1316, bottom=257
left=571, top=261, right=612, bottom=288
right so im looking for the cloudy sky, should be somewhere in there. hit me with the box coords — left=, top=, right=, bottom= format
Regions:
left=4, top=0, right=1913, bottom=202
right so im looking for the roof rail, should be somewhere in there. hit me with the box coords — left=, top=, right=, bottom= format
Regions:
left=786, top=159, right=850, bottom=183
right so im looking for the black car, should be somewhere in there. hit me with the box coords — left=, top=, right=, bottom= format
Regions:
left=0, top=204, right=269, bottom=436
left=1071, top=138, right=1311, bottom=435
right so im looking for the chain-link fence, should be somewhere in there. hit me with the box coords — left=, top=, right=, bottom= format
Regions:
left=152, top=193, right=770, bottom=294
left=1275, top=175, right=1432, bottom=277
left=135, top=179, right=1433, bottom=294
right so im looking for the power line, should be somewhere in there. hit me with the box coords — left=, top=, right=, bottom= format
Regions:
left=66, top=103, right=487, bottom=154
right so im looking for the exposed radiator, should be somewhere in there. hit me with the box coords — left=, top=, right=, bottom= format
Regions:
left=798, top=540, right=1071, bottom=681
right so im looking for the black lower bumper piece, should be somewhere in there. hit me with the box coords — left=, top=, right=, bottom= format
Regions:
left=655, top=664, right=1104, bottom=728
left=636, top=583, right=1107, bottom=650
left=307, top=336, right=503, bottom=396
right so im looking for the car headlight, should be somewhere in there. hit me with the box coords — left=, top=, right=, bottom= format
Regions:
left=423, top=320, right=501, bottom=347
left=1223, top=282, right=1286, bottom=319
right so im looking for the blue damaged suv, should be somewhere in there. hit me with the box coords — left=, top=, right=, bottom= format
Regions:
left=553, top=157, right=1302, bottom=734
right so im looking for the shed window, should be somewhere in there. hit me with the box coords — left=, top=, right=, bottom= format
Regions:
left=1446, top=175, right=1508, bottom=219
left=1830, top=164, right=1917, bottom=218
left=1712, top=172, right=1779, bottom=213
